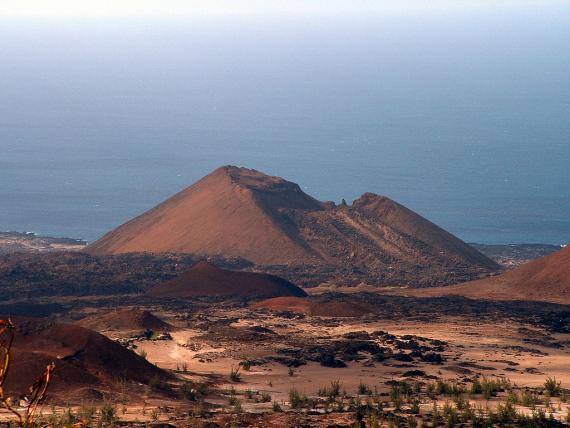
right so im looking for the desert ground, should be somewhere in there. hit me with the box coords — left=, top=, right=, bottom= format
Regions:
left=3, top=292, right=570, bottom=427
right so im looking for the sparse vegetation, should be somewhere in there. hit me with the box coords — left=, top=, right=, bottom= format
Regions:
left=229, top=366, right=242, bottom=382
left=149, top=375, right=169, bottom=392
left=99, top=399, right=117, bottom=423
left=545, top=377, right=562, bottom=397
left=358, top=380, right=371, bottom=395
left=289, top=388, right=309, bottom=409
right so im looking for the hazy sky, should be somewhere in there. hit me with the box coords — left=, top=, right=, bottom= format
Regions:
left=0, top=0, right=558, bottom=18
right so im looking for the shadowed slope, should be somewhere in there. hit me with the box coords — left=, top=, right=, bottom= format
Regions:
left=148, top=261, right=307, bottom=299
left=88, top=166, right=498, bottom=285
left=3, top=317, right=169, bottom=398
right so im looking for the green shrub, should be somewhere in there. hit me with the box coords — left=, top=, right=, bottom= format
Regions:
left=289, top=388, right=308, bottom=409
left=436, top=379, right=451, bottom=395
left=390, top=385, right=402, bottom=410
left=544, top=377, right=562, bottom=397
left=328, top=379, right=342, bottom=399
left=481, top=377, right=499, bottom=399
left=496, top=401, right=517, bottom=423
left=470, top=379, right=482, bottom=395
left=520, top=389, right=540, bottom=408
left=506, top=390, right=519, bottom=404
left=452, top=394, right=468, bottom=411
left=358, top=380, right=371, bottom=395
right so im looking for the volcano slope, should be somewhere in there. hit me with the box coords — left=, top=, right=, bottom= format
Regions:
left=392, top=245, right=570, bottom=304
left=147, top=261, right=307, bottom=299
left=88, top=166, right=498, bottom=286
left=3, top=317, right=168, bottom=400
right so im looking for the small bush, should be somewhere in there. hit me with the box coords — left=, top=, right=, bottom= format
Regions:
left=358, top=381, right=371, bottom=395
left=149, top=375, right=167, bottom=392
left=79, top=402, right=96, bottom=424
left=442, top=401, right=458, bottom=426
left=481, top=377, right=500, bottom=399
left=452, top=394, right=468, bottom=411
left=233, top=399, right=243, bottom=413
left=390, top=385, right=402, bottom=410
left=230, top=366, right=242, bottom=382
left=272, top=401, right=282, bottom=412
left=181, top=381, right=198, bottom=401
left=289, top=388, right=308, bottom=409
left=99, top=400, right=117, bottom=423
left=470, top=379, right=482, bottom=395
left=496, top=401, right=517, bottom=423
left=410, top=399, right=420, bottom=414
left=329, top=379, right=342, bottom=399
left=544, top=377, right=562, bottom=397
left=436, top=379, right=451, bottom=395
left=506, top=390, right=519, bottom=404
left=520, top=389, right=540, bottom=408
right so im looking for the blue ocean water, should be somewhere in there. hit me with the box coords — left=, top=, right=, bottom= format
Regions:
left=1, top=4, right=569, bottom=245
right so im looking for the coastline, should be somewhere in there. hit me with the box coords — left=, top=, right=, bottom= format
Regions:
left=0, top=230, right=562, bottom=267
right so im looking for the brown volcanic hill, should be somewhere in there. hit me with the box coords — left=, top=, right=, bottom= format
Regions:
left=253, top=296, right=376, bottom=317
left=88, top=166, right=498, bottom=286
left=148, top=261, right=307, bottom=299
left=77, top=308, right=172, bottom=332
left=4, top=317, right=168, bottom=399
left=393, top=245, right=570, bottom=304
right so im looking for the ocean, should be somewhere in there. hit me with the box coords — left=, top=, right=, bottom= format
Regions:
left=1, top=3, right=569, bottom=245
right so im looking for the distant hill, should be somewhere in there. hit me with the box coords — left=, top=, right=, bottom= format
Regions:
left=77, top=308, right=172, bottom=332
left=88, top=166, right=499, bottom=286
left=148, top=261, right=307, bottom=299
left=395, top=245, right=570, bottom=304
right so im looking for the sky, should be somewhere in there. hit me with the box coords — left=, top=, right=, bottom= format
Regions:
left=0, top=0, right=559, bottom=18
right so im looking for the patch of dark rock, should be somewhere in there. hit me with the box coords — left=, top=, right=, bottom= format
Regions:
left=318, top=353, right=347, bottom=368
left=445, top=365, right=473, bottom=375
left=342, top=331, right=371, bottom=340
left=266, top=355, right=306, bottom=368
left=403, top=369, right=426, bottom=377
left=458, top=362, right=496, bottom=371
